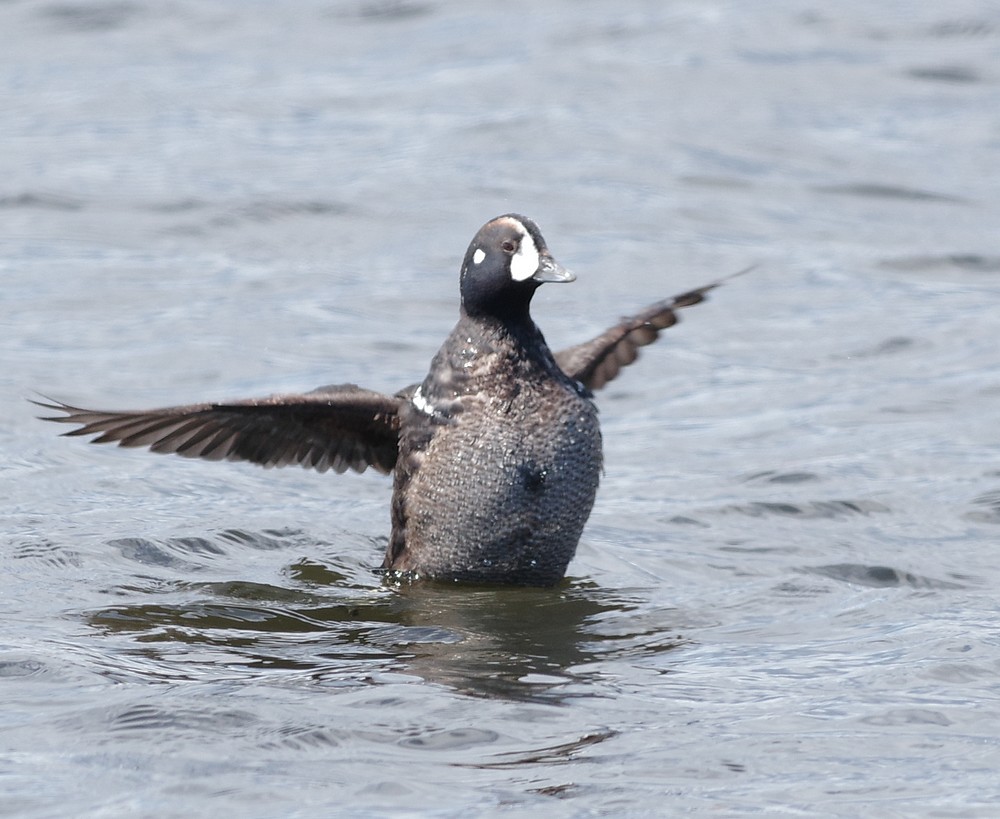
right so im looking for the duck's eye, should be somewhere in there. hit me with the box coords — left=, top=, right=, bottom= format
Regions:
left=501, top=240, right=516, bottom=254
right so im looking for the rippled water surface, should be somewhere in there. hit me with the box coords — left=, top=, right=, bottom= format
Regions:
left=4, top=1, right=1000, bottom=815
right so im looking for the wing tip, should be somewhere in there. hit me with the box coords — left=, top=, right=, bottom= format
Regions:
left=29, top=394, right=82, bottom=423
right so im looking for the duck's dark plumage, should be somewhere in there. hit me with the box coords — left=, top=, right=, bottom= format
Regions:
left=35, top=384, right=403, bottom=475
left=36, top=214, right=738, bottom=586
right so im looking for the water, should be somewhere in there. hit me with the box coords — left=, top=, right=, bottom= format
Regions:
left=4, top=1, right=1000, bottom=815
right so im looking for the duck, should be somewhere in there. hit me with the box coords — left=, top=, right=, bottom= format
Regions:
left=36, top=214, right=739, bottom=586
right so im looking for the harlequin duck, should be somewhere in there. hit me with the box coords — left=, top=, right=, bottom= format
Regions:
left=37, top=214, right=739, bottom=586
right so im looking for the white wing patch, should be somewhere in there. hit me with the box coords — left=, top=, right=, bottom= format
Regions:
left=472, top=248, right=486, bottom=265
left=509, top=230, right=540, bottom=282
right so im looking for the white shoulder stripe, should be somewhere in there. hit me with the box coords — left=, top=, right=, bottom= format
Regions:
left=411, top=386, right=435, bottom=415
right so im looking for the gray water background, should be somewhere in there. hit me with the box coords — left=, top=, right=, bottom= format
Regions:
left=3, top=1, right=1000, bottom=815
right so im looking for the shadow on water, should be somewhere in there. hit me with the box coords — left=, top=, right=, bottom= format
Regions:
left=82, top=530, right=686, bottom=703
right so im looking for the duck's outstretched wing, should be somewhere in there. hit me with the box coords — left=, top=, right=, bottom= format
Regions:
left=33, top=384, right=403, bottom=475
left=554, top=268, right=751, bottom=391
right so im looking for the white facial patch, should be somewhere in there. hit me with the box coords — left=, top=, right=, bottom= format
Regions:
left=472, top=248, right=485, bottom=265
left=509, top=230, right=540, bottom=282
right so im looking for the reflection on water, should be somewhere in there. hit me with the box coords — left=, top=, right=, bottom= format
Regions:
left=84, top=531, right=684, bottom=701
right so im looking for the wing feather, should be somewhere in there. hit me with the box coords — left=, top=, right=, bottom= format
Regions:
left=33, top=383, right=403, bottom=475
left=554, top=267, right=751, bottom=391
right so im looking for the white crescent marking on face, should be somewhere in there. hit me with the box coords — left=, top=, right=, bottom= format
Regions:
left=472, top=248, right=486, bottom=265
left=509, top=230, right=539, bottom=282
